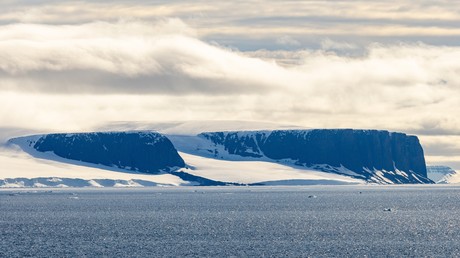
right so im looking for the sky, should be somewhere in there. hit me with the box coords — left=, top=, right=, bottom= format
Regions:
left=1, top=0, right=460, bottom=168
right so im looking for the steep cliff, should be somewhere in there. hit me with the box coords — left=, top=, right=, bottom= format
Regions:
left=199, top=129, right=431, bottom=184
left=26, top=131, right=185, bottom=173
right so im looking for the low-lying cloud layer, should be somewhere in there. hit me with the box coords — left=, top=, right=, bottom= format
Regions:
left=1, top=21, right=459, bottom=119
left=0, top=21, right=284, bottom=94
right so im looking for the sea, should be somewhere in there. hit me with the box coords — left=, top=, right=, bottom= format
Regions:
left=1, top=185, right=460, bottom=257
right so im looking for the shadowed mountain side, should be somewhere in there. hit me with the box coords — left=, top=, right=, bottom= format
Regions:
left=199, top=129, right=432, bottom=184
left=9, top=131, right=185, bottom=174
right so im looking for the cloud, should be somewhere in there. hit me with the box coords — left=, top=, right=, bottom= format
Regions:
left=421, top=136, right=460, bottom=157
left=0, top=20, right=286, bottom=94
left=2, top=1, right=460, bottom=50
left=321, top=39, right=358, bottom=51
left=2, top=20, right=460, bottom=98
left=276, top=36, right=300, bottom=46
left=1, top=20, right=460, bottom=131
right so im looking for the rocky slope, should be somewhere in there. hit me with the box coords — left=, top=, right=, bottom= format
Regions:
left=199, top=129, right=432, bottom=184
left=10, top=131, right=185, bottom=174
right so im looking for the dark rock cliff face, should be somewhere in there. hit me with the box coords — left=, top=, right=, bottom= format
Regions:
left=33, top=132, right=185, bottom=173
left=199, top=129, right=431, bottom=184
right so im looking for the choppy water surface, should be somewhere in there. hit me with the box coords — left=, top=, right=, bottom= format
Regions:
left=1, top=186, right=460, bottom=257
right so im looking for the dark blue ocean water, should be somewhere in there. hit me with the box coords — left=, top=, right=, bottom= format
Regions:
left=1, top=186, right=460, bottom=257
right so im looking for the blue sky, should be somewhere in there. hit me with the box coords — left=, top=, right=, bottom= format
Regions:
left=1, top=0, right=460, bottom=168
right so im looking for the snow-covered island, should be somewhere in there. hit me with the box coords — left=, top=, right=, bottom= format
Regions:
left=0, top=122, right=442, bottom=188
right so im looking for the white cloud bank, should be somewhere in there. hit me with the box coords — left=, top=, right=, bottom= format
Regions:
left=0, top=20, right=287, bottom=94
left=1, top=20, right=459, bottom=106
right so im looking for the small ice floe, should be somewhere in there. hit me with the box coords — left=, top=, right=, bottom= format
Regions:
left=308, top=195, right=317, bottom=198
left=383, top=208, right=393, bottom=212
left=193, top=190, right=205, bottom=194
left=68, top=196, right=79, bottom=200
